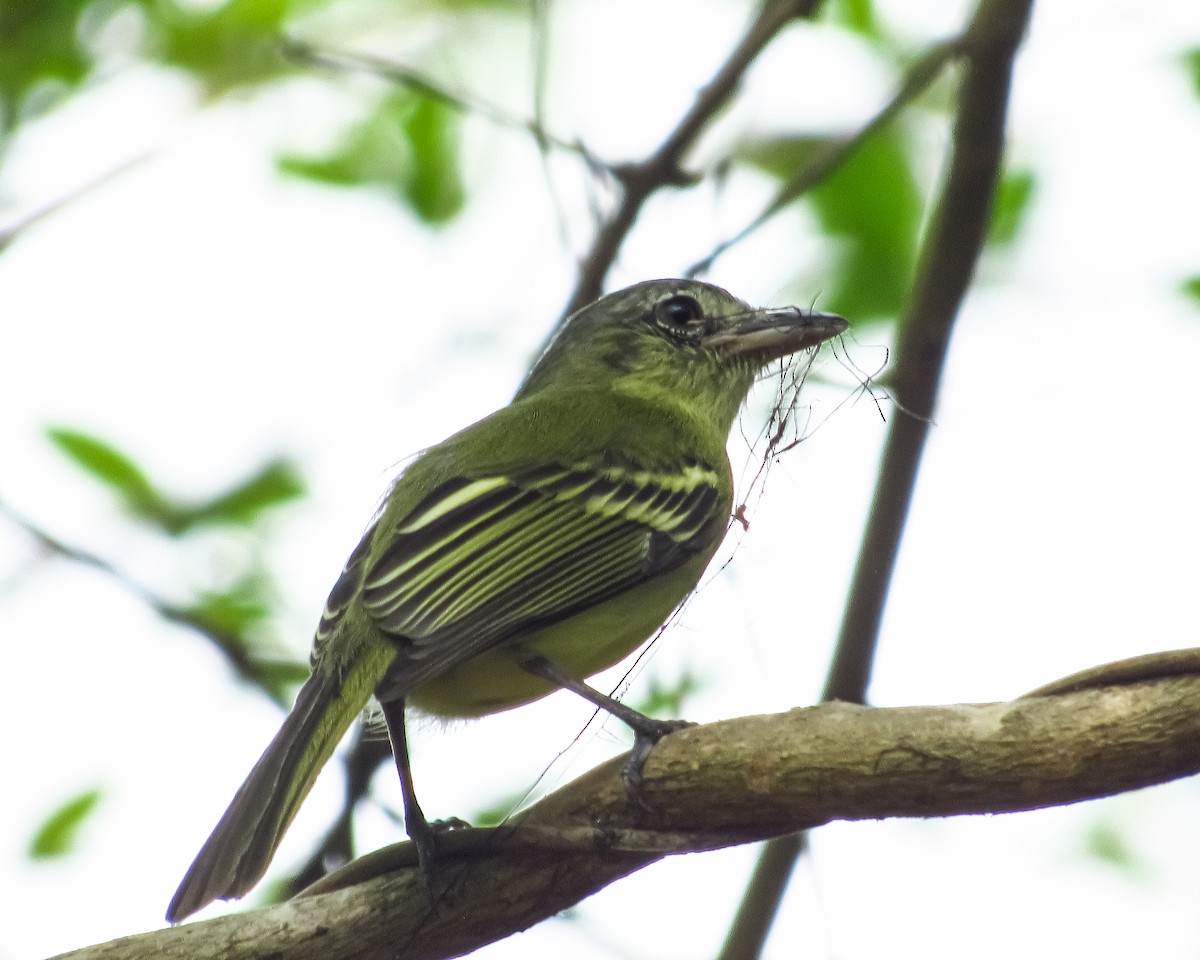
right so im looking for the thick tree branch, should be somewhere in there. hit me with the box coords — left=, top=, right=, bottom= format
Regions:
left=55, top=650, right=1200, bottom=960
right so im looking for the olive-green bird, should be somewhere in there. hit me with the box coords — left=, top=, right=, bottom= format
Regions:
left=167, top=279, right=845, bottom=922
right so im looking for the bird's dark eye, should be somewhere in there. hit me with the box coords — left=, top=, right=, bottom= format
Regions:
left=654, top=295, right=704, bottom=330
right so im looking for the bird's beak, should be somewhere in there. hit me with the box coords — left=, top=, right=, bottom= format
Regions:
left=702, top=306, right=847, bottom=360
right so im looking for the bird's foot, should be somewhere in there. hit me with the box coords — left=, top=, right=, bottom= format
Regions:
left=622, top=717, right=694, bottom=810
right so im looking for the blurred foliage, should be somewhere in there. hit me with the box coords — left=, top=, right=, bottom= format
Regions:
left=987, top=167, right=1035, bottom=247
left=821, top=0, right=883, bottom=40
left=46, top=427, right=165, bottom=525
left=1181, top=276, right=1200, bottom=309
left=399, top=93, right=466, bottom=223
left=182, top=578, right=276, bottom=641
left=0, top=0, right=92, bottom=131
left=744, top=128, right=922, bottom=325
left=630, top=669, right=704, bottom=720
left=742, top=125, right=1032, bottom=329
left=149, top=0, right=315, bottom=94
left=1182, top=47, right=1200, bottom=99
left=1082, top=819, right=1144, bottom=877
left=47, top=427, right=304, bottom=534
left=0, top=0, right=471, bottom=223
left=29, top=787, right=103, bottom=859
left=471, top=789, right=534, bottom=829
left=805, top=129, right=921, bottom=323
left=1174, top=51, right=1200, bottom=320
left=185, top=460, right=306, bottom=530
left=279, top=90, right=465, bottom=223
left=46, top=425, right=307, bottom=703
left=174, top=575, right=309, bottom=706
left=0, top=0, right=314, bottom=129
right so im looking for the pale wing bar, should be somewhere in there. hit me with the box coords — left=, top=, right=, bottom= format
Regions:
left=313, top=460, right=720, bottom=660
left=362, top=460, right=723, bottom=699
left=371, top=520, right=654, bottom=697
left=364, top=461, right=720, bottom=624
left=363, top=492, right=619, bottom=637
left=517, top=458, right=721, bottom=539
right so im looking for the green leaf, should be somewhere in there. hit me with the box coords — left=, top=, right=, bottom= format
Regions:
left=630, top=670, right=704, bottom=719
left=278, top=101, right=411, bottom=190
left=1181, top=275, right=1200, bottom=307
left=472, top=789, right=529, bottom=828
left=278, top=90, right=414, bottom=189
left=806, top=129, right=922, bottom=323
left=182, top=586, right=273, bottom=638
left=821, top=0, right=883, bottom=39
left=0, top=0, right=93, bottom=124
left=988, top=167, right=1036, bottom=247
left=1182, top=48, right=1200, bottom=100
left=181, top=459, right=305, bottom=529
left=29, top=787, right=102, bottom=859
left=741, top=135, right=829, bottom=182
left=47, top=427, right=169, bottom=521
left=1082, top=820, right=1143, bottom=877
left=152, top=0, right=306, bottom=94
left=743, top=128, right=922, bottom=323
left=177, top=581, right=303, bottom=703
left=400, top=95, right=465, bottom=224
left=48, top=428, right=302, bottom=534
left=279, top=91, right=465, bottom=223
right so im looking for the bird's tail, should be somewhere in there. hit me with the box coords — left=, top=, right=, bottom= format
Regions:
left=166, top=657, right=379, bottom=923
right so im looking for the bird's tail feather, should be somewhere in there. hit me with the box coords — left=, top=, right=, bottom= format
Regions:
left=166, top=662, right=374, bottom=923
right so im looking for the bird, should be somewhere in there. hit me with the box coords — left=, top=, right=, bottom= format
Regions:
left=166, top=278, right=846, bottom=922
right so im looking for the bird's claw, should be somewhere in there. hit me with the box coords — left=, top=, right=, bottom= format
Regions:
left=621, top=718, right=694, bottom=810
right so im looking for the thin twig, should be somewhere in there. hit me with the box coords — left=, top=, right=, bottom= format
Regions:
left=0, top=152, right=151, bottom=253
left=527, top=0, right=575, bottom=251
left=281, top=38, right=596, bottom=162
left=686, top=38, right=965, bottom=278
left=0, top=499, right=296, bottom=706
left=563, top=0, right=819, bottom=318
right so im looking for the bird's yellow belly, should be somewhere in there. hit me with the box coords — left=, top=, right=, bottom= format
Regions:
left=407, top=560, right=706, bottom=718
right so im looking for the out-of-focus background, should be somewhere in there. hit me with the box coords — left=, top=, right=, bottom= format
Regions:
left=2, top=1, right=1199, bottom=957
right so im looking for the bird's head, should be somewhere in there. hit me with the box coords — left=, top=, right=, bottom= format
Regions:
left=515, top=279, right=846, bottom=432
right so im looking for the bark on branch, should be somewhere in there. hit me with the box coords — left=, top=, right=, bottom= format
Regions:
left=56, top=649, right=1200, bottom=960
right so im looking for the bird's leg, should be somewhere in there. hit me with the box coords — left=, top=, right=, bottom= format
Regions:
left=379, top=697, right=438, bottom=885
left=518, top=653, right=692, bottom=807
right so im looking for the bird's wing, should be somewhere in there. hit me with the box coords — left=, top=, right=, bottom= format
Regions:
left=315, top=456, right=725, bottom=691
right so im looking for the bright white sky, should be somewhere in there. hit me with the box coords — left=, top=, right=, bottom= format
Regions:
left=2, top=2, right=1200, bottom=958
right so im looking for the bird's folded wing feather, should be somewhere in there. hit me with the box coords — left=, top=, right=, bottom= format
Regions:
left=315, top=456, right=724, bottom=689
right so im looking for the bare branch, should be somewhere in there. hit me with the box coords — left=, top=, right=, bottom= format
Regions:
left=0, top=500, right=296, bottom=706
left=0, top=152, right=150, bottom=254
left=281, top=39, right=595, bottom=162
left=564, top=0, right=819, bottom=317
left=55, top=650, right=1200, bottom=960
left=686, top=38, right=965, bottom=277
